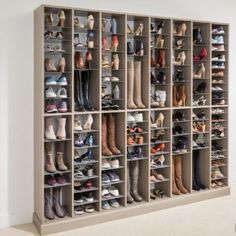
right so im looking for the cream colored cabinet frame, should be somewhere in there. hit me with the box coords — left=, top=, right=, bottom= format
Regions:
left=34, top=4, right=230, bottom=235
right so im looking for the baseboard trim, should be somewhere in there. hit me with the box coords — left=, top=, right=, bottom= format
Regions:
left=34, top=187, right=230, bottom=235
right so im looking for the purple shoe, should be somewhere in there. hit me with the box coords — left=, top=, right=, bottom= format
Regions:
left=46, top=176, right=57, bottom=186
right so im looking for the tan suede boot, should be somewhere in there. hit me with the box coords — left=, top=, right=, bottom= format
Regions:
left=172, top=158, right=180, bottom=195
left=133, top=61, right=145, bottom=108
left=56, top=118, right=66, bottom=139
left=175, top=155, right=188, bottom=194
left=127, top=61, right=137, bottom=109
left=45, top=143, right=56, bottom=173
left=157, top=50, right=166, bottom=68
left=56, top=152, right=68, bottom=171
left=172, top=86, right=179, bottom=107
left=102, top=114, right=112, bottom=156
left=107, top=113, right=121, bottom=155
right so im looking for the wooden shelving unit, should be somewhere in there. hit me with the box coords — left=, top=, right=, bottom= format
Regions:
left=34, top=5, right=230, bottom=235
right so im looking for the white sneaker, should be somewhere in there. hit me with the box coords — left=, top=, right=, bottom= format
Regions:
left=108, top=186, right=119, bottom=197
left=102, top=159, right=111, bottom=169
left=57, top=88, right=67, bottom=98
left=127, top=113, right=135, bottom=122
left=103, top=76, right=110, bottom=82
left=45, top=87, right=57, bottom=98
left=109, top=158, right=119, bottom=168
left=111, top=76, right=119, bottom=82
left=133, top=112, right=143, bottom=122
left=101, top=189, right=110, bottom=199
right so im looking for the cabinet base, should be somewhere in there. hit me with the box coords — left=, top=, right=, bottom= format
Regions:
left=33, top=187, right=230, bottom=235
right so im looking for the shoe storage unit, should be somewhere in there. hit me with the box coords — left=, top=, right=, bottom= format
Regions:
left=34, top=5, right=230, bottom=235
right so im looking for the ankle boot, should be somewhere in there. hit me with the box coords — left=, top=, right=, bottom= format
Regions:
left=56, top=152, right=68, bottom=171
left=157, top=50, right=166, bottom=67
left=127, top=163, right=134, bottom=203
left=56, top=118, right=66, bottom=139
left=172, top=86, right=179, bottom=107
left=45, top=143, right=56, bottom=172
left=127, top=42, right=134, bottom=55
left=111, top=35, right=119, bottom=52
left=174, top=155, right=188, bottom=194
left=87, top=15, right=94, bottom=30
left=172, top=160, right=181, bottom=195
left=58, top=10, right=66, bottom=27
left=107, top=113, right=121, bottom=155
left=133, top=61, right=145, bottom=108
left=194, top=150, right=206, bottom=189
left=45, top=58, right=57, bottom=72
left=84, top=114, right=93, bottom=130
left=135, top=40, right=144, bottom=56
left=112, top=54, right=119, bottom=70
left=102, top=36, right=110, bottom=51
left=127, top=61, right=137, bottom=109
left=45, top=118, right=56, bottom=140
left=74, top=52, right=84, bottom=69
left=53, top=188, right=66, bottom=218
left=74, top=71, right=85, bottom=111
left=45, top=190, right=55, bottom=220
left=178, top=85, right=186, bottom=106
left=130, top=161, right=143, bottom=202
left=82, top=71, right=94, bottom=111
left=74, top=115, right=83, bottom=131
left=58, top=57, right=66, bottom=72
left=102, top=114, right=112, bottom=156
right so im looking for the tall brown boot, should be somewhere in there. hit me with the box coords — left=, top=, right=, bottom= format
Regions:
left=45, top=143, right=56, bottom=173
left=102, top=114, right=112, bottom=156
left=175, top=155, right=188, bottom=194
left=127, top=61, right=137, bottom=109
left=157, top=50, right=166, bottom=68
left=107, top=113, right=121, bottom=155
left=151, top=50, right=156, bottom=67
left=172, top=86, right=179, bottom=107
left=178, top=85, right=186, bottom=106
left=172, top=157, right=180, bottom=195
left=133, top=61, right=145, bottom=108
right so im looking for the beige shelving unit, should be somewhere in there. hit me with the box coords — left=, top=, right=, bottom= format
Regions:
left=34, top=5, right=230, bottom=235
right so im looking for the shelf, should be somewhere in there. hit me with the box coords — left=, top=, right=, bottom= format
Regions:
left=44, top=182, right=71, bottom=189
left=150, top=164, right=170, bottom=170
left=74, top=175, right=99, bottom=181
left=74, top=129, right=99, bottom=134
left=127, top=157, right=148, bottom=161
left=74, top=187, right=99, bottom=194
left=101, top=166, right=125, bottom=171
left=102, top=180, right=124, bottom=187
left=74, top=145, right=99, bottom=150
left=44, top=138, right=71, bottom=142
left=74, top=199, right=99, bottom=207
left=44, top=170, right=71, bottom=175
left=101, top=195, right=124, bottom=201
left=150, top=178, right=170, bottom=183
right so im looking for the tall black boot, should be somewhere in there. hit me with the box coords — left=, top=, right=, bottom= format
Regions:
left=74, top=71, right=85, bottom=111
left=82, top=71, right=94, bottom=111
left=195, top=150, right=206, bottom=189
left=192, top=150, right=201, bottom=191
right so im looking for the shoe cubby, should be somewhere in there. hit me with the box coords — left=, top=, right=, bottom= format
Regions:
left=211, top=24, right=228, bottom=106
left=150, top=18, right=171, bottom=108
left=35, top=5, right=230, bottom=234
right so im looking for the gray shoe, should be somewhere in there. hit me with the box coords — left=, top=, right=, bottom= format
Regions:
left=53, top=188, right=66, bottom=218
left=44, top=190, right=55, bottom=220
left=127, top=163, right=134, bottom=204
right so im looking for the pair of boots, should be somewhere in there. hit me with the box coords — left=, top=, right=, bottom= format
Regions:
left=172, top=155, right=188, bottom=195
left=192, top=150, right=206, bottom=190
left=172, top=85, right=186, bottom=107
left=127, top=161, right=143, bottom=203
left=102, top=114, right=121, bottom=156
left=151, top=50, right=166, bottom=68
left=45, top=188, right=66, bottom=220
left=45, top=118, right=66, bottom=140
left=127, top=61, right=145, bottom=109
left=45, top=142, right=68, bottom=173
left=74, top=70, right=94, bottom=111
left=45, top=57, right=66, bottom=72
left=74, top=51, right=92, bottom=70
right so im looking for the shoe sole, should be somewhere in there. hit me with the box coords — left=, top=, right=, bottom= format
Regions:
left=57, top=82, right=68, bottom=86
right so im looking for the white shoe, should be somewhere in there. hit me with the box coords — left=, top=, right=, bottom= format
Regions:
left=155, top=90, right=167, bottom=107
left=109, top=158, right=119, bottom=168
left=133, top=112, right=143, bottom=122
left=102, top=159, right=111, bottom=169
left=127, top=113, right=135, bottom=122
left=111, top=76, right=119, bottom=82
left=57, top=88, right=67, bottom=98
left=84, top=114, right=93, bottom=130
left=45, top=87, right=57, bottom=98
left=108, top=186, right=119, bottom=197
left=103, top=76, right=111, bottom=82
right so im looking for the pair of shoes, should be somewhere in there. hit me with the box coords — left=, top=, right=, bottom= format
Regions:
left=102, top=35, right=119, bottom=52
left=212, top=62, right=225, bottom=69
left=74, top=14, right=94, bottom=29
left=151, top=143, right=165, bottom=154
left=151, top=90, right=167, bottom=108
left=150, top=21, right=165, bottom=34
left=127, top=135, right=144, bottom=145
left=172, top=85, right=186, bottom=106
left=45, top=118, right=66, bottom=140
left=192, top=121, right=206, bottom=133
left=74, top=204, right=94, bottom=215
left=150, top=129, right=165, bottom=142
left=212, top=35, right=224, bottom=44
left=45, top=57, right=66, bottom=72
left=173, top=51, right=186, bottom=65
left=212, top=26, right=225, bottom=35
left=211, top=167, right=224, bottom=179
left=150, top=169, right=165, bottom=182
left=174, top=69, right=184, bottom=81
left=45, top=45, right=65, bottom=53
left=74, top=114, right=93, bottom=131
left=102, top=84, right=120, bottom=100
left=102, top=186, right=119, bottom=198
left=46, top=174, right=67, bottom=186
left=193, top=28, right=204, bottom=44
left=45, top=76, right=67, bottom=86
left=212, top=45, right=225, bottom=51
left=45, top=10, right=66, bottom=27
left=74, top=134, right=93, bottom=147
left=193, top=96, right=206, bottom=106
left=74, top=150, right=94, bottom=163
left=212, top=141, right=223, bottom=151
left=45, top=99, right=68, bottom=113
left=151, top=155, right=165, bottom=166
left=102, top=18, right=117, bottom=34
left=194, top=133, right=206, bottom=147
left=75, top=51, right=93, bottom=69
left=150, top=189, right=165, bottom=199
left=173, top=137, right=188, bottom=154
left=102, top=158, right=119, bottom=169
left=127, top=40, right=144, bottom=56
left=212, top=85, right=223, bottom=92
left=126, top=22, right=144, bottom=36
left=127, top=147, right=143, bottom=159
left=212, top=54, right=225, bottom=62
left=45, top=188, right=66, bottom=220
left=102, top=199, right=119, bottom=209
left=74, top=32, right=94, bottom=48
left=102, top=76, right=119, bottom=82
left=45, top=87, right=67, bottom=98
left=102, top=171, right=120, bottom=183
left=173, top=111, right=186, bottom=121
left=44, top=31, right=63, bottom=40
left=192, top=111, right=206, bottom=120
left=151, top=71, right=166, bottom=84
left=173, top=125, right=184, bottom=135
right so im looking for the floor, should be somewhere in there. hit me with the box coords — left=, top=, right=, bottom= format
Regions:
left=1, top=185, right=236, bottom=236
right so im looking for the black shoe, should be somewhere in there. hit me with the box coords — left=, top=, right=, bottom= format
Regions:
left=127, top=42, right=134, bottom=55
left=193, top=28, right=204, bottom=44
left=194, top=82, right=207, bottom=94
left=173, top=111, right=186, bottom=121
left=173, top=125, right=184, bottom=135
left=157, top=71, right=166, bottom=84
left=174, top=69, right=184, bottom=81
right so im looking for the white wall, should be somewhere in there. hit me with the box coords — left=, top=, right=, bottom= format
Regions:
left=1, top=0, right=236, bottom=229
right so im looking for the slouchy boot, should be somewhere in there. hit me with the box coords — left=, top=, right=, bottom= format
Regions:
left=102, top=114, right=112, bottom=156
left=175, top=155, right=188, bottom=194
left=45, top=143, right=56, bottom=173
left=56, top=118, right=66, bottom=139
left=107, top=113, right=121, bottom=155
left=133, top=61, right=145, bottom=108
left=53, top=188, right=66, bottom=218
left=127, top=162, right=134, bottom=203
left=127, top=61, right=137, bottom=109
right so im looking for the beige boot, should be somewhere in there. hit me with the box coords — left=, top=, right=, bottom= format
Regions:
left=87, top=15, right=94, bottom=30
left=84, top=114, right=93, bottom=130
left=133, top=61, right=145, bottom=108
left=127, top=61, right=137, bottom=109
left=45, top=58, right=57, bottom=72
left=45, top=118, right=56, bottom=140
left=56, top=118, right=66, bottom=139
left=175, top=155, right=188, bottom=194
left=172, top=158, right=180, bottom=195
left=56, top=152, right=68, bottom=171
left=58, top=57, right=66, bottom=72
left=156, top=35, right=164, bottom=48
left=45, top=143, right=56, bottom=172
left=107, top=113, right=121, bottom=155
left=112, top=54, right=119, bottom=70
left=102, top=114, right=112, bottom=156
left=58, top=10, right=66, bottom=27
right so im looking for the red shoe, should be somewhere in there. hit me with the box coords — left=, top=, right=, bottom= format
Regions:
left=199, top=48, right=207, bottom=60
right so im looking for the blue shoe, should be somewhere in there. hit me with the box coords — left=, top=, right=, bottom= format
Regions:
left=45, top=76, right=56, bottom=85
left=56, top=76, right=67, bottom=85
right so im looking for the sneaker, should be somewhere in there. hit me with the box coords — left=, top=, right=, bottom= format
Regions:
left=111, top=76, right=119, bottom=82
left=45, top=76, right=56, bottom=85
left=109, top=158, right=119, bottom=168
left=45, top=87, right=57, bottom=98
left=57, top=88, right=67, bottom=98
left=133, top=112, right=143, bottom=122
left=45, top=100, right=58, bottom=113
left=74, top=194, right=83, bottom=204
left=218, top=62, right=225, bottom=69
left=109, top=199, right=119, bottom=208
left=127, top=113, right=135, bottom=122
left=107, top=171, right=120, bottom=182
left=84, top=204, right=94, bottom=213
left=101, top=189, right=110, bottom=199
left=82, top=193, right=93, bottom=202
left=108, top=186, right=119, bottom=197
left=74, top=206, right=84, bottom=215
left=102, top=200, right=111, bottom=210
left=102, top=172, right=110, bottom=183
left=102, top=159, right=111, bottom=169
left=58, top=101, right=68, bottom=113
left=56, top=76, right=68, bottom=85
left=103, top=76, right=111, bottom=82
left=217, top=36, right=224, bottom=44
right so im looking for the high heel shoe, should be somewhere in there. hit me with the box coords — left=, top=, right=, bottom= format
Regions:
left=156, top=113, right=164, bottom=128
left=85, top=51, right=93, bottom=69
left=45, top=58, right=57, bottom=72
left=174, top=51, right=186, bottom=65
left=199, top=48, right=207, bottom=60
left=111, top=35, right=119, bottom=52
left=157, top=21, right=164, bottom=34
left=175, top=23, right=187, bottom=36
left=111, top=54, right=119, bottom=70
left=151, top=143, right=165, bottom=154
left=193, top=96, right=206, bottom=106
left=87, top=32, right=94, bottom=49
left=156, top=35, right=164, bottom=48
left=58, top=10, right=66, bottom=27
left=134, top=23, right=144, bottom=36
left=111, top=18, right=117, bottom=35
left=75, top=52, right=84, bottom=69
left=135, top=40, right=144, bottom=56
left=84, top=114, right=93, bottom=130
left=193, top=63, right=206, bottom=79
left=155, top=155, right=165, bottom=165
left=127, top=24, right=133, bottom=34
left=127, top=135, right=135, bottom=145
left=151, top=50, right=157, bottom=67
left=102, top=55, right=110, bottom=68
left=45, top=12, right=53, bottom=26
left=193, top=28, right=204, bottom=44
left=58, top=57, right=66, bottom=72
left=87, top=15, right=94, bottom=30
left=102, top=37, right=110, bottom=51
left=194, top=82, right=207, bottom=94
